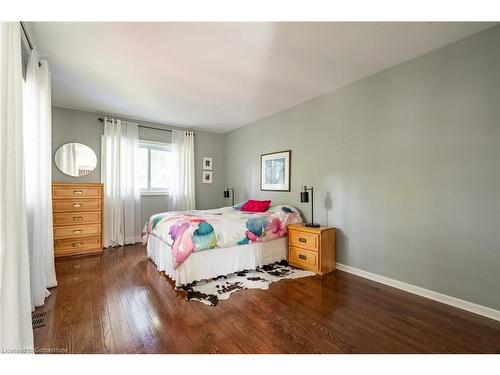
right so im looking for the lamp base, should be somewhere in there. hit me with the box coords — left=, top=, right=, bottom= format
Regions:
left=305, top=223, right=320, bottom=228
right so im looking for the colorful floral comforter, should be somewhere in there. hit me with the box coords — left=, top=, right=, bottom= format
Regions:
left=142, top=205, right=302, bottom=269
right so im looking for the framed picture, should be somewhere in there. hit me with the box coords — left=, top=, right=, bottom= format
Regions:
left=202, top=170, right=213, bottom=184
left=260, top=150, right=291, bottom=191
left=202, top=156, right=213, bottom=170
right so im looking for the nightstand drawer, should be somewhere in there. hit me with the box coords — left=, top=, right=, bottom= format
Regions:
left=289, top=230, right=318, bottom=251
left=289, top=246, right=318, bottom=271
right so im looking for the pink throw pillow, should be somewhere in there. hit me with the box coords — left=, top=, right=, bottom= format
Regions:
left=241, top=199, right=272, bottom=213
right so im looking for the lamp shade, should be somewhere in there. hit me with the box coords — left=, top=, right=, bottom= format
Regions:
left=300, top=191, right=309, bottom=203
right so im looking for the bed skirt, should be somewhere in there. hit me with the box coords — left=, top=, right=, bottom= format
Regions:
left=146, top=235, right=288, bottom=286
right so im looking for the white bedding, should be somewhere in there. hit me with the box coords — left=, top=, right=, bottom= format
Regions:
left=142, top=205, right=301, bottom=269
left=147, top=234, right=288, bottom=286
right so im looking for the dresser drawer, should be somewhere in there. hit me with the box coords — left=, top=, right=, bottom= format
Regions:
left=54, top=236, right=102, bottom=257
left=289, top=230, right=318, bottom=251
left=53, top=211, right=101, bottom=226
left=53, top=198, right=101, bottom=212
left=54, top=223, right=101, bottom=239
left=53, top=185, right=102, bottom=199
left=289, top=246, right=318, bottom=271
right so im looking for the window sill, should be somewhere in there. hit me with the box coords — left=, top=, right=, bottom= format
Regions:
left=140, top=191, right=169, bottom=196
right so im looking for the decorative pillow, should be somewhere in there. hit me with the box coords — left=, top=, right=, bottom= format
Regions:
left=233, top=201, right=245, bottom=210
left=241, top=199, right=272, bottom=213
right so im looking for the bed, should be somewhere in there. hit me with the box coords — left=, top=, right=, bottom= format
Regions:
left=143, top=205, right=303, bottom=285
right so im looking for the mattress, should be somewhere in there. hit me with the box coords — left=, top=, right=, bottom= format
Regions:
left=147, top=235, right=287, bottom=286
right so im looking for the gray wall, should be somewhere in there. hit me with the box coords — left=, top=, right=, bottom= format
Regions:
left=224, top=26, right=500, bottom=310
left=52, top=107, right=225, bottom=227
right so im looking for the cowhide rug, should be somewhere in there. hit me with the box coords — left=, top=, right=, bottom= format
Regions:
left=176, top=260, right=315, bottom=306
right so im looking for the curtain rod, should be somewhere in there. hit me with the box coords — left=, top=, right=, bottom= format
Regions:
left=20, top=21, right=42, bottom=67
left=20, top=22, right=33, bottom=50
left=98, top=117, right=194, bottom=135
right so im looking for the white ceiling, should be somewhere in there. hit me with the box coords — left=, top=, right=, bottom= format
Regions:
left=28, top=22, right=495, bottom=133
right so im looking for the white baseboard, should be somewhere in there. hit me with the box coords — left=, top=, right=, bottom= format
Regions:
left=335, top=263, right=500, bottom=322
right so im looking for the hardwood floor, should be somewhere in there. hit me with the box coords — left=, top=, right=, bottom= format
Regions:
left=33, top=244, right=500, bottom=354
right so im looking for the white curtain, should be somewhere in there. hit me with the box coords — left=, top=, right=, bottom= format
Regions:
left=101, top=118, right=140, bottom=247
left=169, top=130, right=196, bottom=211
left=23, top=49, right=57, bottom=309
left=0, top=22, right=34, bottom=351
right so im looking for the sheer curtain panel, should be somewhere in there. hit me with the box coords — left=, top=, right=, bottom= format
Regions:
left=169, top=130, right=196, bottom=211
left=101, top=119, right=140, bottom=247
left=0, top=22, right=34, bottom=352
left=23, top=48, right=57, bottom=309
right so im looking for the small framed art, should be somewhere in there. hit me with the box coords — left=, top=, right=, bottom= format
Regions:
left=203, top=157, right=213, bottom=170
left=260, top=150, right=291, bottom=191
left=202, top=170, right=213, bottom=184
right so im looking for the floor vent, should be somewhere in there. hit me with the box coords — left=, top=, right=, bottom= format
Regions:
left=32, top=311, right=49, bottom=329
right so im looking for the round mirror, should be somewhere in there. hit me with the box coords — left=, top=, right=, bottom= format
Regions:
left=54, top=143, right=97, bottom=177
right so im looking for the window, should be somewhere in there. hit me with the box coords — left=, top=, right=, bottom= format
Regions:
left=135, top=141, right=173, bottom=195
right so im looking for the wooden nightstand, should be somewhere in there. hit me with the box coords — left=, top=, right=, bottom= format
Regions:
left=287, top=223, right=336, bottom=275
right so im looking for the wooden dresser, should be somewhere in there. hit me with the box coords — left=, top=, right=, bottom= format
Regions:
left=52, top=183, right=104, bottom=257
left=288, top=223, right=336, bottom=275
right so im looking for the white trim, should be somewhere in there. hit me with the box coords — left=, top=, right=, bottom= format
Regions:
left=335, top=263, right=500, bottom=322
left=138, top=139, right=172, bottom=150
left=140, top=190, right=169, bottom=196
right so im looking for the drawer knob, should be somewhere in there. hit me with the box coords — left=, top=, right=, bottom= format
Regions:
left=72, top=242, right=83, bottom=247
left=73, top=229, right=83, bottom=234
left=298, top=254, right=307, bottom=260
left=298, top=237, right=307, bottom=243
left=73, top=203, right=82, bottom=208
left=73, top=216, right=83, bottom=221
left=73, top=190, right=83, bottom=195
